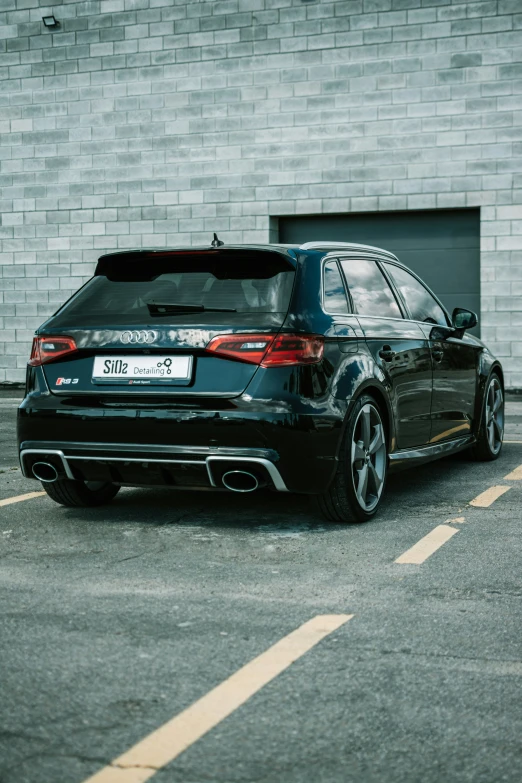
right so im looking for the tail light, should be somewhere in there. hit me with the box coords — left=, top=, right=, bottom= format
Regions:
left=29, top=336, right=78, bottom=366
left=261, top=334, right=324, bottom=366
left=205, top=333, right=324, bottom=367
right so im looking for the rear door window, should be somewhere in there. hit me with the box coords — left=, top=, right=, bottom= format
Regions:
left=51, top=254, right=295, bottom=328
left=323, top=260, right=350, bottom=314
left=383, top=263, right=449, bottom=326
left=340, top=259, right=402, bottom=319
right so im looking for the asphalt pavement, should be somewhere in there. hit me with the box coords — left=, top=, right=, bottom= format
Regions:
left=0, top=389, right=521, bottom=783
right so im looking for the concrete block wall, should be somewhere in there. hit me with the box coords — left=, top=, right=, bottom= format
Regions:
left=0, top=0, right=521, bottom=386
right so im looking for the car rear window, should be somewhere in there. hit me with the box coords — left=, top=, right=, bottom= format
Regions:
left=50, top=254, right=295, bottom=327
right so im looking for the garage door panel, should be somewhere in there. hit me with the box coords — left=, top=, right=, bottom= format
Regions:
left=280, top=211, right=479, bottom=251
left=278, top=208, right=480, bottom=336
left=397, top=249, right=480, bottom=294
left=356, top=233, right=478, bottom=252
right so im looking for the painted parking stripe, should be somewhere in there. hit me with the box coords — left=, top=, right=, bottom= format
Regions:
left=504, top=464, right=522, bottom=480
left=469, top=485, right=511, bottom=507
left=0, top=491, right=45, bottom=508
left=82, top=614, right=353, bottom=783
left=395, top=524, right=458, bottom=565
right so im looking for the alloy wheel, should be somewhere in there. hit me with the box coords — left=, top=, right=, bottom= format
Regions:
left=485, top=377, right=504, bottom=455
left=351, top=403, right=387, bottom=512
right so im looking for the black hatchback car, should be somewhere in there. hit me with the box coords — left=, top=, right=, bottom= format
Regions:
left=18, top=241, right=504, bottom=523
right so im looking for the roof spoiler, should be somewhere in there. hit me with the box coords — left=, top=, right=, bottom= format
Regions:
left=95, top=248, right=296, bottom=281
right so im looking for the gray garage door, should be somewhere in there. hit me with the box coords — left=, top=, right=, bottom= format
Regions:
left=278, top=209, right=480, bottom=335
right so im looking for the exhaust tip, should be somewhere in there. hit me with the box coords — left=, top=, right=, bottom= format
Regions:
left=32, top=461, right=59, bottom=483
left=222, top=470, right=259, bottom=493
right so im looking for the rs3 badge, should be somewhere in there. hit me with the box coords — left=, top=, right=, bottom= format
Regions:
left=56, top=378, right=79, bottom=385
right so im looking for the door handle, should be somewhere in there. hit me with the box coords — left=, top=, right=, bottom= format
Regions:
left=379, top=345, right=395, bottom=362
left=432, top=349, right=444, bottom=362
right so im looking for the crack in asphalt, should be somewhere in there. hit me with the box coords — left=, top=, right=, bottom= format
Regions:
left=115, top=546, right=165, bottom=564
left=111, top=762, right=160, bottom=770
left=0, top=730, right=50, bottom=744
left=340, top=645, right=522, bottom=668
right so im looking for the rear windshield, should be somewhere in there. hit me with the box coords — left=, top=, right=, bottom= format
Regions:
left=50, top=256, right=295, bottom=327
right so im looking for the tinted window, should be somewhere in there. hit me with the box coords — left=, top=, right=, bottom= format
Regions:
left=323, top=260, right=349, bottom=314
left=340, top=259, right=401, bottom=319
left=51, top=259, right=295, bottom=327
left=384, top=263, right=448, bottom=326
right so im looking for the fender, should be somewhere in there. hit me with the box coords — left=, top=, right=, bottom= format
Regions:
left=473, top=352, right=504, bottom=437
left=335, top=378, right=397, bottom=459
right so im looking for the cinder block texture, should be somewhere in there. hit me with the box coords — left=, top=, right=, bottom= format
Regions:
left=1, top=0, right=521, bottom=386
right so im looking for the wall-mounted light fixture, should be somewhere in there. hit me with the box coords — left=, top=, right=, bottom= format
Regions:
left=42, top=14, right=59, bottom=28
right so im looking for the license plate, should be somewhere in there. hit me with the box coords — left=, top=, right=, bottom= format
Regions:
left=92, top=355, right=193, bottom=384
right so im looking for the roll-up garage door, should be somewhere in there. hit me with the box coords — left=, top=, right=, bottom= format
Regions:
left=278, top=209, right=480, bottom=335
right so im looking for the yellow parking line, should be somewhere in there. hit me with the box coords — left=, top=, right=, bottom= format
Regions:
left=0, top=491, right=46, bottom=508
left=395, top=524, right=458, bottom=565
left=504, top=464, right=522, bottom=481
left=82, top=614, right=353, bottom=783
left=469, top=485, right=511, bottom=507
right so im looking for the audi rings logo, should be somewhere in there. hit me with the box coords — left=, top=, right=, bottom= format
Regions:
left=120, top=330, right=158, bottom=344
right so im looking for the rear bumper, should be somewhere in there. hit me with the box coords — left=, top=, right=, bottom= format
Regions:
left=18, top=394, right=347, bottom=493
left=20, top=442, right=288, bottom=492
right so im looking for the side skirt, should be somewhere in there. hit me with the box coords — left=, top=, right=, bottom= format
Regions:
left=388, top=435, right=475, bottom=472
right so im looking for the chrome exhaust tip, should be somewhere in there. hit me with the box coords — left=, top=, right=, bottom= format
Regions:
left=32, top=461, right=59, bottom=483
left=222, top=470, right=260, bottom=493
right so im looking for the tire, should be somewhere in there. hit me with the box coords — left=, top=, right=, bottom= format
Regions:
left=42, top=479, right=120, bottom=508
left=469, top=373, right=504, bottom=462
left=317, top=394, right=388, bottom=523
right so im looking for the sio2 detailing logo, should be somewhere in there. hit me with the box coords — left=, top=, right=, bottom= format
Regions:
left=156, top=358, right=173, bottom=375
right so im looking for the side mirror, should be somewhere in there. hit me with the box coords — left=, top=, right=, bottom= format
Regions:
left=452, top=308, right=478, bottom=332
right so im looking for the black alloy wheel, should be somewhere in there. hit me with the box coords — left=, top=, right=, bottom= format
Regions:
left=317, top=394, right=388, bottom=523
left=470, top=373, right=504, bottom=461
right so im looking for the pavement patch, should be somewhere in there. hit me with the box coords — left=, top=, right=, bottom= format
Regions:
left=469, top=485, right=511, bottom=508
left=395, top=524, right=459, bottom=565
left=82, top=614, right=353, bottom=783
